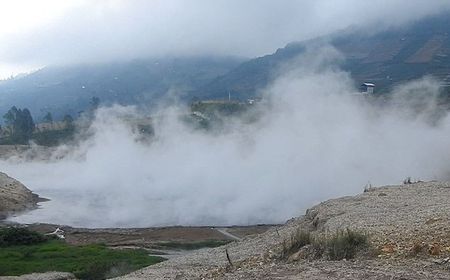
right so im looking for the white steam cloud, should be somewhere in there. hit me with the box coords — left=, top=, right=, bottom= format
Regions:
left=2, top=47, right=450, bottom=228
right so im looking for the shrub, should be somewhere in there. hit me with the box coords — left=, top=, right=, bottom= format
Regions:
left=281, top=229, right=311, bottom=258
left=0, top=227, right=47, bottom=247
left=280, top=228, right=369, bottom=261
left=74, top=261, right=113, bottom=280
left=325, top=229, right=369, bottom=260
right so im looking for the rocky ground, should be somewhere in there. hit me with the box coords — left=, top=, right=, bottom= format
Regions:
left=3, top=178, right=450, bottom=279
left=0, top=172, right=41, bottom=219
left=117, top=181, right=450, bottom=279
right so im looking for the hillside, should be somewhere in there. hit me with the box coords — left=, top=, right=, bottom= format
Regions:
left=1, top=12, right=450, bottom=120
left=0, top=56, right=242, bottom=121
left=118, top=181, right=450, bottom=279
left=200, top=12, right=450, bottom=99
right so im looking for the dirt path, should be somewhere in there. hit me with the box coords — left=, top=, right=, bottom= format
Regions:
left=215, top=228, right=242, bottom=241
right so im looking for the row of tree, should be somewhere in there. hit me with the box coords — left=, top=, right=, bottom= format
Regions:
left=2, top=107, right=74, bottom=144
left=41, top=112, right=74, bottom=125
left=1, top=97, right=100, bottom=144
left=3, top=107, right=35, bottom=143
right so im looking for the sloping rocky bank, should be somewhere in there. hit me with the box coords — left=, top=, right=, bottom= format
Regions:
left=0, top=172, right=41, bottom=220
left=118, top=181, right=450, bottom=279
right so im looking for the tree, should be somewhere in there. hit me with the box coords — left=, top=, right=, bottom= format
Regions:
left=17, top=108, right=34, bottom=142
left=43, top=112, right=53, bottom=123
left=2, top=106, right=35, bottom=144
left=63, top=114, right=74, bottom=129
left=63, top=114, right=74, bottom=124
left=3, top=106, right=19, bottom=126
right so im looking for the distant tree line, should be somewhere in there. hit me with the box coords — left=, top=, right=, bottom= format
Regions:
left=1, top=107, right=74, bottom=145
left=0, top=97, right=100, bottom=145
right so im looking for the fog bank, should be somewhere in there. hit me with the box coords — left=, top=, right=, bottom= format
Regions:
left=2, top=48, right=450, bottom=227
left=2, top=0, right=450, bottom=70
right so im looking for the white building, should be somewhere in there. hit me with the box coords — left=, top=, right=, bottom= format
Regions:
left=361, top=83, right=375, bottom=94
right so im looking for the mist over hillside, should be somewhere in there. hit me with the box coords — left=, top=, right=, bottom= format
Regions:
left=0, top=56, right=242, bottom=121
left=1, top=2, right=450, bottom=228
left=201, top=12, right=450, bottom=99
left=2, top=47, right=450, bottom=227
left=1, top=11, right=450, bottom=122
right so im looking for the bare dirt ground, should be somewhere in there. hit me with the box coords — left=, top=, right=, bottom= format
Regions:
left=24, top=224, right=273, bottom=252
left=116, top=181, right=450, bottom=279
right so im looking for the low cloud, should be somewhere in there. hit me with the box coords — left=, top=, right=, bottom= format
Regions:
left=1, top=0, right=450, bottom=68
left=1, top=47, right=450, bottom=227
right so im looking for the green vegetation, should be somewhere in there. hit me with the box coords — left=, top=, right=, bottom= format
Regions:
left=325, top=229, right=369, bottom=260
left=0, top=127, right=76, bottom=146
left=0, top=228, right=165, bottom=279
left=281, top=228, right=370, bottom=261
left=191, top=101, right=248, bottom=118
left=0, top=228, right=48, bottom=247
left=0, top=57, right=242, bottom=120
left=154, top=240, right=231, bottom=250
left=0, top=106, right=77, bottom=146
left=2, top=106, right=34, bottom=144
left=281, top=229, right=311, bottom=257
left=189, top=100, right=256, bottom=130
left=31, top=127, right=75, bottom=146
left=63, top=114, right=74, bottom=127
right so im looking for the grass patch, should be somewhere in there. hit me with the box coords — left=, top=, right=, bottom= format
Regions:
left=281, top=228, right=369, bottom=261
left=281, top=229, right=311, bottom=258
left=154, top=240, right=231, bottom=250
left=0, top=238, right=164, bottom=279
left=325, top=229, right=369, bottom=260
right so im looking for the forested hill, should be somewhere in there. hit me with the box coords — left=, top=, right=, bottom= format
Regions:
left=0, top=56, right=242, bottom=121
left=198, top=12, right=450, bottom=99
left=1, top=12, right=450, bottom=120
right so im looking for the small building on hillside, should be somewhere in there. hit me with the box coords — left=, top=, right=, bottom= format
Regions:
left=361, top=83, right=375, bottom=94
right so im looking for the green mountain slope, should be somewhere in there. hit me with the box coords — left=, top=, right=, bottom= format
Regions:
left=200, top=12, right=450, bottom=99
left=0, top=56, right=242, bottom=120
left=1, top=12, right=450, bottom=120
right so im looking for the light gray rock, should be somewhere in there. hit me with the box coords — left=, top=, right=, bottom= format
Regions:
left=116, top=181, right=450, bottom=279
left=0, top=172, right=40, bottom=219
left=0, top=272, right=76, bottom=280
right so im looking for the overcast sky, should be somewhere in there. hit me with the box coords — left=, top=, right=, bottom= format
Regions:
left=1, top=0, right=450, bottom=79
